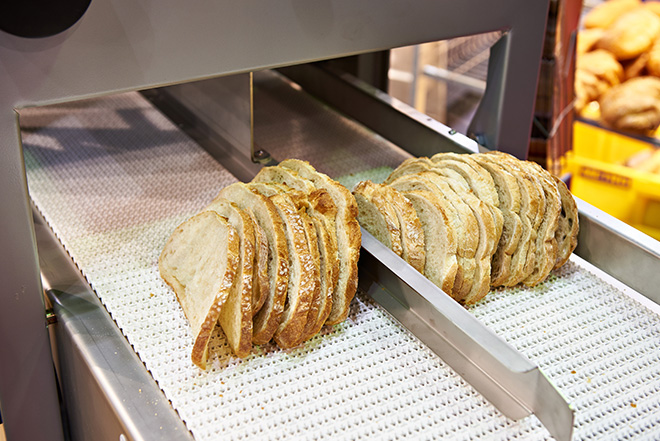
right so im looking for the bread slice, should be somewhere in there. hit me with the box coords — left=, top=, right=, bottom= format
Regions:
left=253, top=165, right=340, bottom=339
left=352, top=180, right=403, bottom=257
left=480, top=153, right=542, bottom=286
left=297, top=189, right=339, bottom=338
left=430, top=152, right=504, bottom=243
left=378, top=184, right=426, bottom=274
left=247, top=182, right=320, bottom=348
left=388, top=172, right=478, bottom=301
left=395, top=190, right=458, bottom=295
left=428, top=170, right=497, bottom=304
left=252, top=165, right=317, bottom=194
left=471, top=154, right=524, bottom=287
left=204, top=199, right=255, bottom=358
left=217, top=183, right=289, bottom=345
left=552, top=175, right=579, bottom=269
left=384, top=157, right=436, bottom=184
left=247, top=210, right=269, bottom=316
left=519, top=160, right=561, bottom=286
left=158, top=211, right=240, bottom=369
left=279, top=159, right=361, bottom=325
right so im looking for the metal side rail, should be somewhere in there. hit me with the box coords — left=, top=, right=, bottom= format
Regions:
left=34, top=206, right=193, bottom=441
left=358, top=228, right=575, bottom=441
left=574, top=197, right=660, bottom=306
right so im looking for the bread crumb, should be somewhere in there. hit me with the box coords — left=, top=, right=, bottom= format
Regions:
left=571, top=370, right=577, bottom=374
left=631, top=402, right=637, bottom=408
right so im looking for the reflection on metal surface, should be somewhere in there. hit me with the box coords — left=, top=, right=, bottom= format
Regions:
left=34, top=207, right=193, bottom=441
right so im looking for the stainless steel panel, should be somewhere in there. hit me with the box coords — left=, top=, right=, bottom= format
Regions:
left=35, top=208, right=192, bottom=441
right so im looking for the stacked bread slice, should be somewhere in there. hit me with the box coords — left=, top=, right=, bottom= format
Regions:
left=159, top=159, right=361, bottom=367
left=354, top=151, right=579, bottom=305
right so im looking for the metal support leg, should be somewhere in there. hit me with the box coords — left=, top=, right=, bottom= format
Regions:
left=468, top=2, right=550, bottom=158
left=0, top=112, right=65, bottom=441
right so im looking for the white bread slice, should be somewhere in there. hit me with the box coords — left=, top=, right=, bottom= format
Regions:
left=252, top=165, right=317, bottom=194
left=204, top=199, right=255, bottom=358
left=552, top=175, right=579, bottom=269
left=480, top=153, right=542, bottom=286
left=388, top=172, right=478, bottom=302
left=378, top=184, right=426, bottom=274
left=352, top=180, right=403, bottom=257
left=279, top=159, right=361, bottom=325
left=428, top=170, right=496, bottom=304
left=158, top=211, right=240, bottom=369
left=471, top=154, right=524, bottom=287
left=294, top=189, right=339, bottom=339
left=217, top=183, right=289, bottom=345
left=430, top=153, right=504, bottom=245
left=520, top=160, right=561, bottom=286
left=247, top=182, right=319, bottom=349
left=247, top=210, right=269, bottom=316
left=396, top=190, right=458, bottom=295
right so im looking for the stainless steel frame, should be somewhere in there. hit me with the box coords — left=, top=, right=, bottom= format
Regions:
left=1, top=0, right=549, bottom=439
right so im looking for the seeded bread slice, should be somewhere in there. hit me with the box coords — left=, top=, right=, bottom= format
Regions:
left=388, top=172, right=478, bottom=302
left=279, top=159, right=361, bottom=325
left=247, top=210, right=269, bottom=316
left=396, top=190, right=458, bottom=295
left=552, top=176, right=579, bottom=269
left=471, top=154, right=524, bottom=287
left=248, top=182, right=320, bottom=349
left=158, top=211, right=240, bottom=369
left=352, top=180, right=403, bottom=257
left=203, top=199, right=255, bottom=358
left=217, top=183, right=289, bottom=345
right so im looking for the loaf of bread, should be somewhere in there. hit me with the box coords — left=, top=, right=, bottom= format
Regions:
left=357, top=152, right=579, bottom=304
left=596, top=8, right=660, bottom=60
left=583, top=0, right=640, bottom=29
left=599, top=76, right=660, bottom=133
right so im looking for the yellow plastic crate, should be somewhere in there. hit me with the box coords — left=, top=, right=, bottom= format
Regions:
left=568, top=119, right=660, bottom=241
